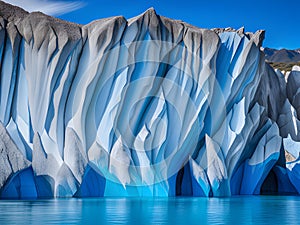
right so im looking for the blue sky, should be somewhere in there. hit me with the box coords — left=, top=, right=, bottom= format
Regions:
left=4, top=0, right=300, bottom=49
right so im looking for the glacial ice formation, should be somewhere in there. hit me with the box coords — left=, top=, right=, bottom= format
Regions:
left=0, top=1, right=298, bottom=198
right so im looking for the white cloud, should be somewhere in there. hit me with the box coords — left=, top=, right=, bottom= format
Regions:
left=3, top=0, right=85, bottom=16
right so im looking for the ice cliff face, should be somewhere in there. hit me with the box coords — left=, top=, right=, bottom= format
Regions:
left=0, top=2, right=298, bottom=198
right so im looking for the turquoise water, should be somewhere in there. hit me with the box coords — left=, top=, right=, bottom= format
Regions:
left=0, top=196, right=299, bottom=224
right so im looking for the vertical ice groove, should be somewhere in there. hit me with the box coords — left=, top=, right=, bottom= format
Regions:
left=0, top=23, right=22, bottom=126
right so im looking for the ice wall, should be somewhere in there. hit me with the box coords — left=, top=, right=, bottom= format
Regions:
left=0, top=1, right=297, bottom=198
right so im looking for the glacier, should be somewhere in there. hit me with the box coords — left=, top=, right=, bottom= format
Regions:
left=0, top=1, right=299, bottom=198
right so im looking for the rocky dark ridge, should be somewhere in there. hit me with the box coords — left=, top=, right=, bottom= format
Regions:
left=264, top=47, right=300, bottom=63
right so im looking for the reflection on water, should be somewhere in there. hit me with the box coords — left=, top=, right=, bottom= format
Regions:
left=0, top=196, right=299, bottom=224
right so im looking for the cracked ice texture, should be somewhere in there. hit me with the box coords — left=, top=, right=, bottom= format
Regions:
left=0, top=1, right=296, bottom=198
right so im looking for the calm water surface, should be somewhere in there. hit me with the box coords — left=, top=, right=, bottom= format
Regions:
left=0, top=196, right=298, bottom=224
